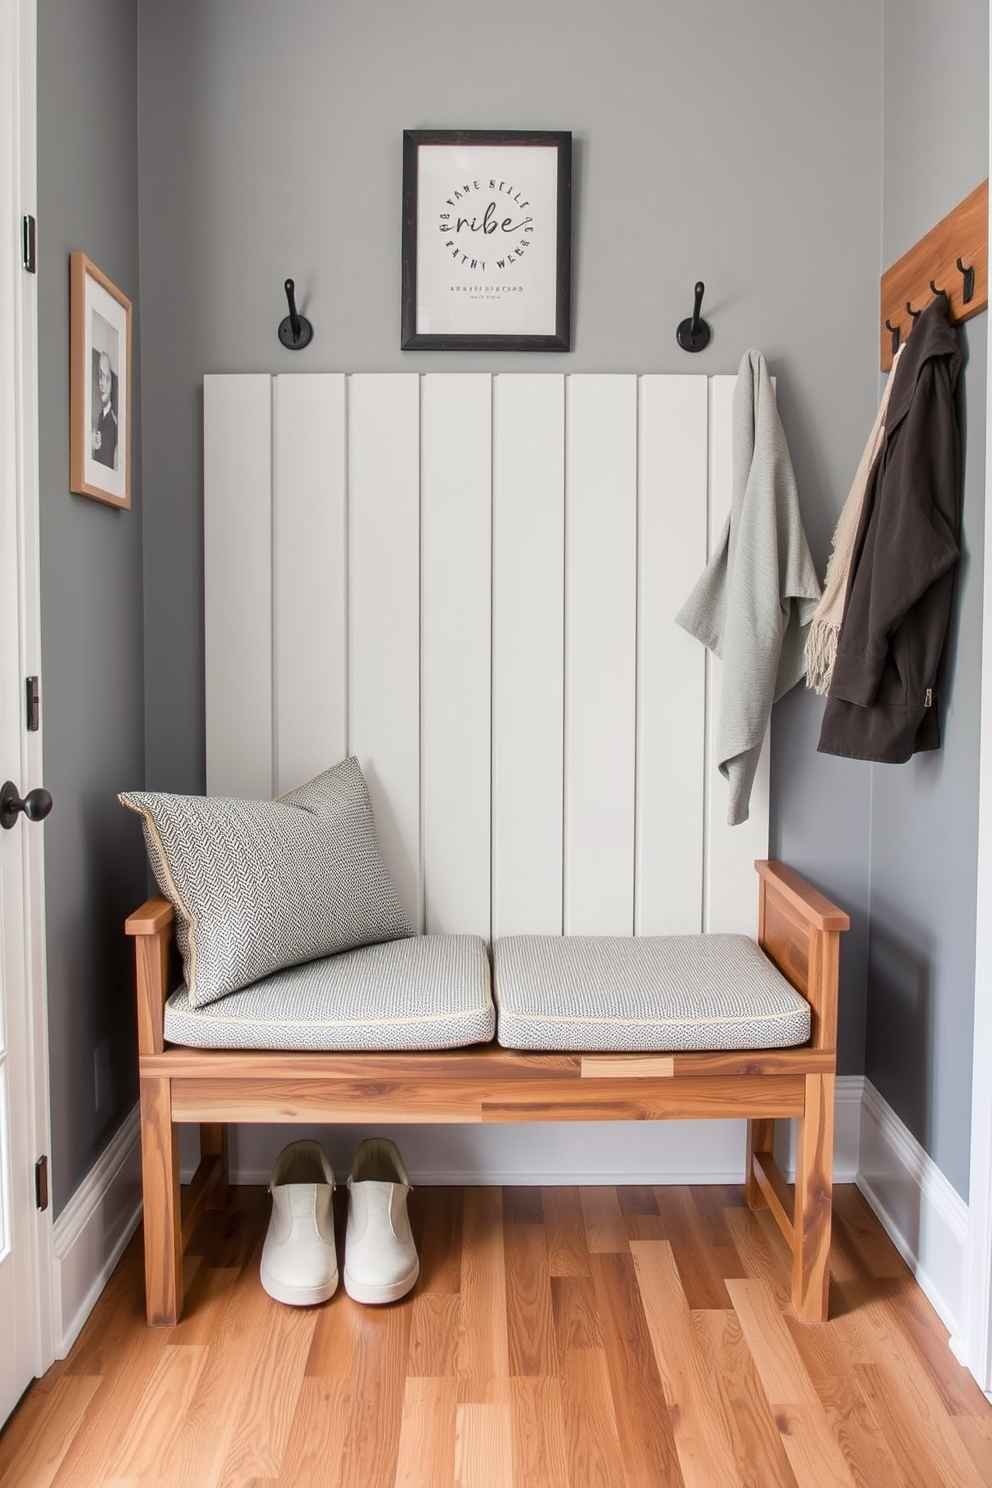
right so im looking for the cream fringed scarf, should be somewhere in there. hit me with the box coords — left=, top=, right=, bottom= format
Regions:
left=805, top=344, right=905, bottom=695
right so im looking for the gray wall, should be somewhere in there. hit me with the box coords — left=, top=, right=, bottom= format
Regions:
left=34, top=0, right=987, bottom=1213
left=37, top=0, right=146, bottom=1214
left=866, top=0, right=989, bottom=1199
left=137, top=0, right=885, bottom=1074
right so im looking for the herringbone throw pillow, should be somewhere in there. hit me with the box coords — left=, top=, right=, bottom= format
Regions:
left=120, top=758, right=410, bottom=1006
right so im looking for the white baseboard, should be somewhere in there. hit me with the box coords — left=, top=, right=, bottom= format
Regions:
left=857, top=1080, right=970, bottom=1353
left=188, top=1119, right=751, bottom=1186
left=51, top=1105, right=143, bottom=1358
left=179, top=1076, right=864, bottom=1187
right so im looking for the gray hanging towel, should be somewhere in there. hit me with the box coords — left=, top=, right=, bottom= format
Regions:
left=675, top=350, right=821, bottom=824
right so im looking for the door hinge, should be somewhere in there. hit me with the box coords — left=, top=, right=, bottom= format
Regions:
left=26, top=676, right=39, bottom=732
left=21, top=215, right=36, bottom=274
left=35, top=1155, right=49, bottom=1212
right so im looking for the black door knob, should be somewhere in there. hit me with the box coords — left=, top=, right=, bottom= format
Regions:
left=0, top=780, right=53, bottom=831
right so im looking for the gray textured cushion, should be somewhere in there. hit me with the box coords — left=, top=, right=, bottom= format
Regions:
left=120, top=758, right=410, bottom=1007
left=163, top=934, right=494, bottom=1050
left=492, top=934, right=810, bottom=1052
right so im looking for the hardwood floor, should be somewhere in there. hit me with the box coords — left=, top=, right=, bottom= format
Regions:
left=2, top=1182, right=990, bottom=1487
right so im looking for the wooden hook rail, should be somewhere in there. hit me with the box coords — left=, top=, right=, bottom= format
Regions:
left=879, top=179, right=987, bottom=370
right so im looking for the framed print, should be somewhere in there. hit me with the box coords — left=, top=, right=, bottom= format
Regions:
left=69, top=252, right=132, bottom=508
left=402, top=129, right=571, bottom=351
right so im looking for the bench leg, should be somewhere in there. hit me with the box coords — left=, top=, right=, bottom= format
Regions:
left=140, top=1075, right=182, bottom=1326
left=745, top=1119, right=775, bottom=1210
left=200, top=1123, right=229, bottom=1211
left=792, top=1072, right=835, bottom=1322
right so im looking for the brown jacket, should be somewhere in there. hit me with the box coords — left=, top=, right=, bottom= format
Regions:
left=818, top=293, right=961, bottom=763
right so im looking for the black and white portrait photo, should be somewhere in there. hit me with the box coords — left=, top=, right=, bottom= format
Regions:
left=90, top=313, right=120, bottom=472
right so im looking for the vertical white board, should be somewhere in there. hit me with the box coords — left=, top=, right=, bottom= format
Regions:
left=564, top=376, right=638, bottom=935
left=492, top=375, right=565, bottom=936
left=203, top=369, right=771, bottom=954
left=273, top=375, right=347, bottom=796
left=349, top=375, right=423, bottom=932
left=421, top=376, right=492, bottom=936
left=704, top=375, right=770, bottom=933
left=636, top=376, right=709, bottom=934
left=204, top=374, right=273, bottom=800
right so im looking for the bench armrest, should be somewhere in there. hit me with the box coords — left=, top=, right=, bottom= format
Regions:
left=755, top=860, right=849, bottom=1052
left=125, top=894, right=175, bottom=936
left=755, top=861, right=850, bottom=934
left=125, top=895, right=176, bottom=1056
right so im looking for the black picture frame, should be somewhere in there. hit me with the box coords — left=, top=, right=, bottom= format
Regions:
left=401, top=129, right=572, bottom=351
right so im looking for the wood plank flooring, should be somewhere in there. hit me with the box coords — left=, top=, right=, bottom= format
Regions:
left=2, top=1182, right=990, bottom=1487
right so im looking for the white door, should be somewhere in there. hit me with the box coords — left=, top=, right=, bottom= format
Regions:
left=0, top=0, right=49, bottom=1426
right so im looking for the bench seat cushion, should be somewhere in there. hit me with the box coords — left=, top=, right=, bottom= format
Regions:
left=164, top=934, right=494, bottom=1051
left=492, top=934, right=810, bottom=1052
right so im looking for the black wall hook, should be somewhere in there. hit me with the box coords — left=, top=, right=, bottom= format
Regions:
left=906, top=299, right=922, bottom=322
left=885, top=318, right=901, bottom=357
left=279, top=278, right=313, bottom=350
left=676, top=281, right=711, bottom=353
left=956, top=256, right=975, bottom=304
left=929, top=279, right=944, bottom=297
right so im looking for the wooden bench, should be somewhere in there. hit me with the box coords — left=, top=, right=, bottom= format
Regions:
left=126, top=857, right=848, bottom=1327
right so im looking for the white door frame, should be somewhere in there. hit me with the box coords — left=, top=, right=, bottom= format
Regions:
left=4, top=0, right=54, bottom=1383
left=963, top=42, right=992, bottom=1394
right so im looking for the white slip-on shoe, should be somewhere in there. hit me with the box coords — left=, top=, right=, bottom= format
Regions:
left=260, top=1139, right=338, bottom=1306
left=344, top=1137, right=420, bottom=1304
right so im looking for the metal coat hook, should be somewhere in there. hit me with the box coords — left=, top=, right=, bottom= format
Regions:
left=956, top=256, right=975, bottom=304
left=885, top=318, right=901, bottom=357
left=278, top=278, right=313, bottom=350
left=676, top=281, right=711, bottom=353
left=906, top=299, right=922, bottom=323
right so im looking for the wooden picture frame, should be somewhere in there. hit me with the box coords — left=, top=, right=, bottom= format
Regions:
left=69, top=252, right=132, bottom=508
left=401, top=129, right=571, bottom=351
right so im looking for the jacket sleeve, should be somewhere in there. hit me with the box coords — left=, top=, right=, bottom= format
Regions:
left=828, top=359, right=959, bottom=709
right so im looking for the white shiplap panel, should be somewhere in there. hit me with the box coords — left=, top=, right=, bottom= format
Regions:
left=704, top=375, right=770, bottom=934
left=349, top=375, right=423, bottom=932
left=273, top=374, right=347, bottom=796
left=492, top=375, right=565, bottom=937
left=204, top=374, right=273, bottom=800
left=565, top=375, right=638, bottom=935
left=636, top=376, right=708, bottom=934
left=421, top=376, right=492, bottom=937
